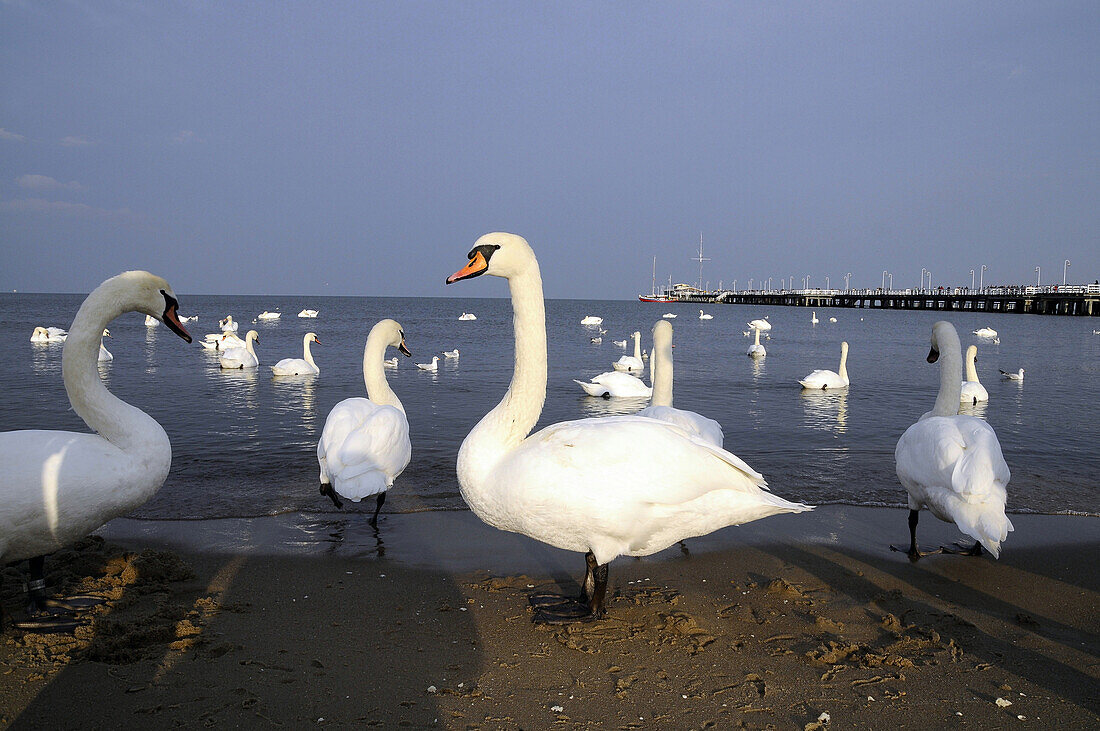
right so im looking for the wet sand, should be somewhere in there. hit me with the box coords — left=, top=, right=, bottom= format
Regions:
left=2, top=506, right=1098, bottom=729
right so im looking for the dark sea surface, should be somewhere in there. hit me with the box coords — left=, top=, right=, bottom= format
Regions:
left=2, top=292, right=1097, bottom=521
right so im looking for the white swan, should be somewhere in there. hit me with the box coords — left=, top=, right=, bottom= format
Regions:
left=748, top=318, right=771, bottom=331
left=271, top=332, right=321, bottom=376
left=443, top=349, right=460, bottom=359
left=257, top=310, right=281, bottom=320
left=317, top=319, right=412, bottom=524
left=458, top=312, right=477, bottom=321
left=98, top=329, right=113, bottom=363
left=894, top=321, right=1012, bottom=560
left=30, top=326, right=68, bottom=343
left=828, top=317, right=837, bottom=323
left=811, top=311, right=819, bottom=324
left=662, top=313, right=676, bottom=319
left=298, top=309, right=319, bottom=318
left=383, top=357, right=398, bottom=369
left=219, top=330, right=259, bottom=369
left=960, top=345, right=989, bottom=404
left=999, top=368, right=1024, bottom=381
left=973, top=327, right=998, bottom=338
left=799, top=342, right=849, bottom=389
left=589, top=337, right=602, bottom=344
left=746, top=327, right=766, bottom=359
left=179, top=314, right=198, bottom=323
left=699, top=310, right=713, bottom=320
left=637, top=320, right=723, bottom=446
left=0, top=271, right=192, bottom=628
left=200, top=331, right=245, bottom=351
left=145, top=314, right=159, bottom=327
left=612, top=339, right=627, bottom=348
left=417, top=355, right=439, bottom=372
left=580, top=315, right=603, bottom=326
left=446, top=232, right=811, bottom=622
left=574, top=369, right=652, bottom=398
left=611, top=331, right=644, bottom=372
left=219, top=315, right=239, bottom=333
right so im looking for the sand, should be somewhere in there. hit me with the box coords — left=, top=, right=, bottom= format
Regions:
left=2, top=506, right=1098, bottom=729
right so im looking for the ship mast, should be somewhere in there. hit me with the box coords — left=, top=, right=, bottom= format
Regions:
left=651, top=256, right=657, bottom=297
left=691, top=232, right=710, bottom=291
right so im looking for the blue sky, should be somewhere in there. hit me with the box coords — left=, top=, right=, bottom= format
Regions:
left=1, top=1, right=1096, bottom=297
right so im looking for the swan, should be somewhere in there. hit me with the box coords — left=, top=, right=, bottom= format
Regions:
left=999, top=368, right=1024, bottom=381
left=746, top=328, right=766, bottom=359
left=145, top=315, right=159, bottom=327
left=458, top=312, right=477, bottom=321
left=748, top=318, right=771, bottom=331
left=811, top=311, right=819, bottom=324
left=257, top=311, right=281, bottom=320
left=298, top=309, right=319, bottom=318
left=637, top=320, right=723, bottom=446
left=383, top=357, right=398, bottom=369
left=219, top=315, right=239, bottom=333
left=31, top=326, right=68, bottom=343
left=960, top=345, right=988, bottom=404
left=271, top=333, right=321, bottom=376
left=894, top=321, right=1012, bottom=560
left=0, top=271, right=192, bottom=630
left=178, top=314, right=198, bottom=323
left=417, top=355, right=439, bottom=372
left=589, top=337, right=602, bottom=344
left=611, top=331, right=644, bottom=372
left=574, top=369, right=652, bottom=398
left=580, top=316, right=603, bottom=326
left=317, top=319, right=412, bottom=524
left=612, top=339, right=627, bottom=348
left=973, top=327, right=998, bottom=338
left=200, top=331, right=244, bottom=351
left=662, top=313, right=676, bottom=319
left=446, top=232, right=811, bottom=622
left=444, top=349, right=460, bottom=359
left=828, top=317, right=837, bottom=323
left=699, top=310, right=713, bottom=320
left=799, top=342, right=849, bottom=389
left=98, top=329, right=113, bottom=363
left=219, top=330, right=260, bottom=369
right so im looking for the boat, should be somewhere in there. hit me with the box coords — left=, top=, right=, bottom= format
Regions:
left=638, top=256, right=675, bottom=302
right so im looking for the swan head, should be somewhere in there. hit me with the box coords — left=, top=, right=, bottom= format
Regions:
left=966, top=344, right=977, bottom=363
left=111, top=271, right=192, bottom=343
left=305, top=332, right=321, bottom=346
left=102, top=328, right=111, bottom=337
left=446, top=232, right=533, bottom=283
left=245, top=329, right=260, bottom=343
left=372, top=319, right=412, bottom=357
left=927, top=321, right=958, bottom=364
left=652, top=319, right=672, bottom=347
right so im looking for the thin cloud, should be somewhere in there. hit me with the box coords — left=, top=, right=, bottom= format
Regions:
left=0, top=127, right=26, bottom=142
left=16, top=174, right=85, bottom=192
left=59, top=135, right=94, bottom=147
left=0, top=197, right=135, bottom=221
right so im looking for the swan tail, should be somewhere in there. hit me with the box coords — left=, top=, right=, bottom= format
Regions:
left=332, top=468, right=389, bottom=503
left=574, top=379, right=608, bottom=397
left=953, top=503, right=1013, bottom=559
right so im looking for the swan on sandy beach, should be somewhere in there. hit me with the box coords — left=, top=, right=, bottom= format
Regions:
left=799, top=342, right=849, bottom=390
left=746, top=327, right=766, bottom=359
left=960, top=345, right=988, bottom=404
left=0, top=271, right=192, bottom=631
left=298, top=309, right=319, bottom=318
left=999, top=368, right=1024, bottom=381
left=219, top=330, right=259, bottom=369
left=270, top=333, right=320, bottom=376
left=446, top=232, right=810, bottom=622
left=637, top=320, right=723, bottom=446
left=699, top=310, right=713, bottom=320
left=317, top=320, right=412, bottom=524
left=611, top=331, right=644, bottom=372
left=417, top=355, right=439, bottom=372
left=894, top=321, right=1012, bottom=561
left=30, top=326, right=67, bottom=343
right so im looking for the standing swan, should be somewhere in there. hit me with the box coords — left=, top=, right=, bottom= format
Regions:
left=960, top=345, right=988, bottom=404
left=219, top=330, right=260, bottom=369
left=894, top=321, right=1012, bottom=561
left=271, top=333, right=321, bottom=376
left=637, top=320, right=724, bottom=446
left=799, top=342, right=849, bottom=389
left=317, top=320, right=412, bottom=525
left=746, top=327, right=766, bottom=359
left=1, top=271, right=192, bottom=629
left=447, top=233, right=810, bottom=622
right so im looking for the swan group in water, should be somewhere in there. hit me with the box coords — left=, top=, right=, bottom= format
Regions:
left=219, top=330, right=260, bottom=369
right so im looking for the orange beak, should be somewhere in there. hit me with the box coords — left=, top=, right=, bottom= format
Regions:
left=446, top=250, right=488, bottom=284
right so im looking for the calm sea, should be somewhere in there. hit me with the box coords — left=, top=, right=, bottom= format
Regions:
left=2, top=292, right=1097, bottom=520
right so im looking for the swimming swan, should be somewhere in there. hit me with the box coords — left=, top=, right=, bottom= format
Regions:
left=446, top=233, right=811, bottom=622
left=317, top=320, right=412, bottom=524
left=894, top=321, right=1012, bottom=560
left=219, top=315, right=239, bottom=333
left=746, top=327, right=766, bottom=359
left=811, top=311, right=819, bottom=324
left=270, top=332, right=321, bottom=376
left=960, top=345, right=988, bottom=404
left=298, top=309, right=319, bottom=318
left=637, top=320, right=723, bottom=446
left=257, top=311, right=281, bottom=320
left=748, top=318, right=771, bottom=331
left=973, top=327, right=998, bottom=338
left=699, top=310, right=713, bottom=320
left=574, top=369, right=652, bottom=398
left=611, top=331, right=644, bottom=372
left=219, top=330, right=259, bottom=369
left=0, top=271, right=192, bottom=628
left=30, top=326, right=67, bottom=343
left=799, top=342, right=849, bottom=389
left=98, top=329, right=113, bottom=362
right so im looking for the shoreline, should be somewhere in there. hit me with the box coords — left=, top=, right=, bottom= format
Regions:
left=3, top=506, right=1098, bottom=728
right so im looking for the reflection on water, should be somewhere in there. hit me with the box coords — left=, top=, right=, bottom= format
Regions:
left=30, top=342, right=57, bottom=376
left=217, top=367, right=259, bottom=413
left=958, top=399, right=989, bottom=420
left=289, top=514, right=386, bottom=558
left=750, top=358, right=766, bottom=381
left=800, top=389, right=849, bottom=434
left=144, top=325, right=158, bottom=373
left=271, top=373, right=318, bottom=430
left=579, top=395, right=649, bottom=417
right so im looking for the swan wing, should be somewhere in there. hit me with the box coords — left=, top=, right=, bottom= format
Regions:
left=318, top=398, right=411, bottom=501
left=636, top=405, right=724, bottom=447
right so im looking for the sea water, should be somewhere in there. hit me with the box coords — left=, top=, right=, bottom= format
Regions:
left=1, top=293, right=1097, bottom=521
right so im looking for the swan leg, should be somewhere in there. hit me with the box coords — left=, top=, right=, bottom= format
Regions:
left=531, top=552, right=608, bottom=624
left=370, top=491, right=386, bottom=527
left=942, top=541, right=984, bottom=556
left=890, top=509, right=943, bottom=562
left=319, top=482, right=344, bottom=509
left=529, top=551, right=594, bottom=608
left=10, top=556, right=93, bottom=633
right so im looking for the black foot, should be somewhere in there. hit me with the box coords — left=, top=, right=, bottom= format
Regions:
left=528, top=592, right=586, bottom=609
left=532, top=599, right=600, bottom=625
left=41, top=595, right=107, bottom=612
left=890, top=544, right=943, bottom=562
left=12, top=613, right=86, bottom=634
left=319, top=483, right=344, bottom=509
left=941, top=541, right=984, bottom=556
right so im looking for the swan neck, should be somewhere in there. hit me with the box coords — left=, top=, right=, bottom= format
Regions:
left=303, top=335, right=317, bottom=368
left=838, top=343, right=849, bottom=381
left=931, top=331, right=963, bottom=417
left=632, top=333, right=641, bottom=360
left=651, top=338, right=673, bottom=407
left=754, top=328, right=761, bottom=346
left=965, top=348, right=979, bottom=382
left=61, top=279, right=164, bottom=450
left=363, top=331, right=403, bottom=412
